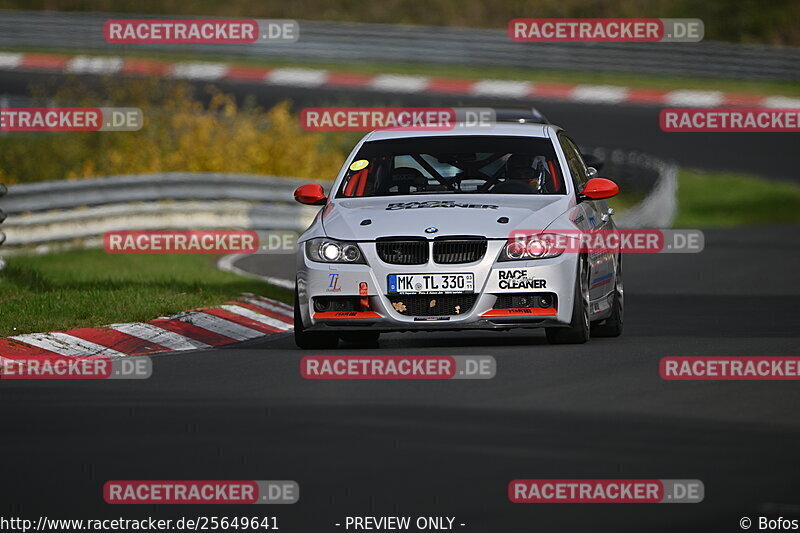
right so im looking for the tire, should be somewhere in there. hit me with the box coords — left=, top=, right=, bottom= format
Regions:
left=591, top=256, right=624, bottom=338
left=546, top=256, right=590, bottom=345
left=338, top=331, right=380, bottom=346
left=293, top=285, right=339, bottom=350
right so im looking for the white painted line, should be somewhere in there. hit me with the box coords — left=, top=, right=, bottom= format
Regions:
left=571, top=85, right=630, bottom=104
left=267, top=68, right=328, bottom=87
left=370, top=74, right=430, bottom=93
left=173, top=312, right=263, bottom=341
left=216, top=255, right=295, bottom=290
left=470, top=80, right=532, bottom=98
left=110, top=323, right=210, bottom=351
left=0, top=52, right=23, bottom=69
left=65, top=55, right=123, bottom=74
left=243, top=297, right=293, bottom=319
left=169, top=62, right=229, bottom=80
left=10, top=332, right=127, bottom=358
left=220, top=304, right=293, bottom=330
left=761, top=96, right=800, bottom=108
left=664, top=90, right=724, bottom=107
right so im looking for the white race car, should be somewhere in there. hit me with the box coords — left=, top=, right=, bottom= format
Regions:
left=292, top=123, right=623, bottom=348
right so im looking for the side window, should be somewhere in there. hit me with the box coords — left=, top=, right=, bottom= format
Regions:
left=558, top=134, right=589, bottom=191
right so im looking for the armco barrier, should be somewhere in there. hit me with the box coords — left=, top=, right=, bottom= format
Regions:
left=0, top=152, right=677, bottom=253
left=0, top=10, right=797, bottom=81
left=0, top=173, right=319, bottom=251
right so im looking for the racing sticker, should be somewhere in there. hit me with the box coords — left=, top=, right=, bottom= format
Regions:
left=326, top=273, right=342, bottom=292
left=386, top=201, right=498, bottom=211
left=497, top=269, right=547, bottom=290
left=349, top=159, right=369, bottom=171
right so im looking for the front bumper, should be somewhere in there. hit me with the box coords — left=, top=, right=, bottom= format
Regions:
left=296, top=241, right=580, bottom=332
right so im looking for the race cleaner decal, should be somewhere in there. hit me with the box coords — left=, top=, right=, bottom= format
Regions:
left=498, top=269, right=547, bottom=290
left=386, top=201, right=498, bottom=210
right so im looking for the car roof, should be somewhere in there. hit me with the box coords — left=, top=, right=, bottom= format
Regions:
left=364, top=122, right=557, bottom=141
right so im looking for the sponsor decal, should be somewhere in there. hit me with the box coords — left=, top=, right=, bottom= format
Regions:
left=349, top=159, right=370, bottom=171
left=386, top=201, right=498, bottom=211
left=327, top=273, right=341, bottom=292
left=497, top=269, right=547, bottom=290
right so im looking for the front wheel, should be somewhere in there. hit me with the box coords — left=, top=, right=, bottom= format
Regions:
left=294, top=285, right=339, bottom=350
left=546, top=256, right=590, bottom=345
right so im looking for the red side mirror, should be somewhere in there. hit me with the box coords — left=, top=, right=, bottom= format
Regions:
left=294, top=184, right=327, bottom=206
left=580, top=178, right=619, bottom=200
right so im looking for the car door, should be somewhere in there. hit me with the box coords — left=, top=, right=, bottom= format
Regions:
left=558, top=133, right=615, bottom=302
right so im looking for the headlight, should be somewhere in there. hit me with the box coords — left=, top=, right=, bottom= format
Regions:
left=306, top=238, right=367, bottom=264
left=498, top=234, right=565, bottom=261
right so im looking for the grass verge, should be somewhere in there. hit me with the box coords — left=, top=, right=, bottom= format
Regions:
left=674, top=169, right=800, bottom=227
left=0, top=249, right=292, bottom=337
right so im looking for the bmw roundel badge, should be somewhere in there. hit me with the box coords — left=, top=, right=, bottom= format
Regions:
left=425, top=227, right=438, bottom=234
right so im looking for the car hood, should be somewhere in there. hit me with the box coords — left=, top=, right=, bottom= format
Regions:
left=320, top=195, right=570, bottom=240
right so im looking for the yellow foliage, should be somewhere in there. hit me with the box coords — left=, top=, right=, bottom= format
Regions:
left=0, top=79, right=348, bottom=183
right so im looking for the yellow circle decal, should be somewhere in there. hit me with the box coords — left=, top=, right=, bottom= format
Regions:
left=349, top=159, right=369, bottom=171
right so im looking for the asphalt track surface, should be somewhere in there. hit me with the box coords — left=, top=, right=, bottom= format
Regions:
left=0, top=70, right=798, bottom=180
left=2, top=227, right=799, bottom=532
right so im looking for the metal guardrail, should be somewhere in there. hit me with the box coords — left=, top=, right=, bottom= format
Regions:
left=0, top=10, right=798, bottom=81
left=590, top=148, right=678, bottom=228
left=0, top=173, right=319, bottom=250
left=0, top=150, right=677, bottom=253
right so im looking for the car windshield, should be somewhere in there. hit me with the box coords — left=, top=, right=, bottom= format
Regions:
left=335, top=135, right=565, bottom=198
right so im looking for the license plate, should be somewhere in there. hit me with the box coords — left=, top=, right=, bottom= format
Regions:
left=387, top=273, right=474, bottom=294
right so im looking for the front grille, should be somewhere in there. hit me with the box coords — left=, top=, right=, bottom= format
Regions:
left=387, top=293, right=478, bottom=316
left=433, top=238, right=487, bottom=264
left=377, top=238, right=428, bottom=265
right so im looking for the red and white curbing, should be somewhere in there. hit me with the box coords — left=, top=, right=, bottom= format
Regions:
left=0, top=51, right=798, bottom=108
left=0, top=294, right=293, bottom=362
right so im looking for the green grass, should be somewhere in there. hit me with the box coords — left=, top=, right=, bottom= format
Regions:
left=3, top=46, right=800, bottom=98
left=0, top=249, right=292, bottom=337
left=674, top=169, right=800, bottom=227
